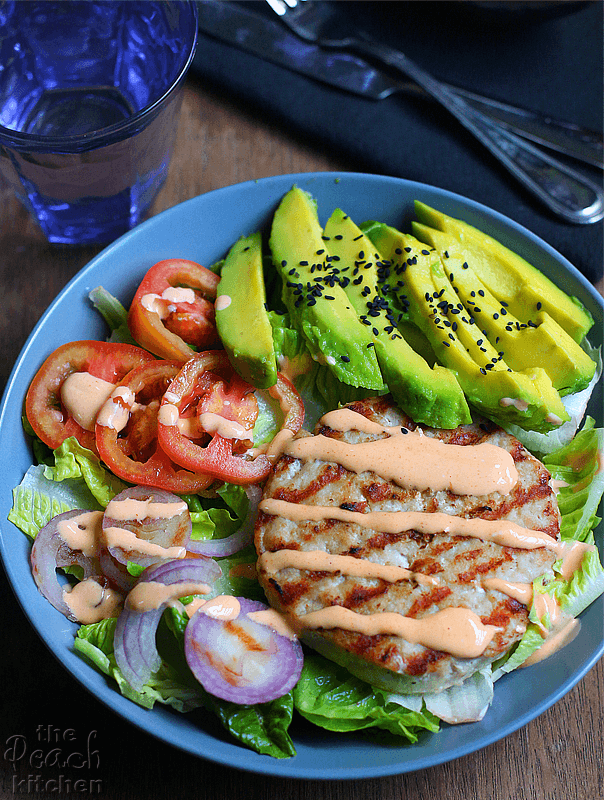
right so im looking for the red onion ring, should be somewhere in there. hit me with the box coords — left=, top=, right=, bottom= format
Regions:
left=30, top=509, right=103, bottom=621
left=187, top=484, right=262, bottom=558
left=102, top=485, right=192, bottom=570
left=114, top=557, right=222, bottom=692
left=184, top=597, right=303, bottom=704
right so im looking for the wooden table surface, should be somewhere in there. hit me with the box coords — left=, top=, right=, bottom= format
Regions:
left=0, top=78, right=602, bottom=800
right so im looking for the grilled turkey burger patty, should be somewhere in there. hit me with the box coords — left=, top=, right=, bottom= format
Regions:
left=254, top=396, right=560, bottom=695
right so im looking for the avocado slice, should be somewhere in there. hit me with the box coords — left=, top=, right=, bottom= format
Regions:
left=411, top=228, right=596, bottom=396
left=322, top=208, right=470, bottom=428
left=413, top=202, right=593, bottom=343
left=269, top=187, right=385, bottom=391
left=366, top=224, right=570, bottom=433
left=215, top=232, right=278, bottom=389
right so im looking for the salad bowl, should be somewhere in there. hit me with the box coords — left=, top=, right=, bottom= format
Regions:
left=0, top=172, right=602, bottom=779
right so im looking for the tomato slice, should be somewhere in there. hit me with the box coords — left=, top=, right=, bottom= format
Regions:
left=25, top=341, right=156, bottom=455
left=95, top=360, right=214, bottom=493
left=156, top=351, right=273, bottom=485
left=128, top=259, right=220, bottom=361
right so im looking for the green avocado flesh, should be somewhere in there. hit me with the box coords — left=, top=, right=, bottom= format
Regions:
left=215, top=232, right=278, bottom=389
left=413, top=202, right=594, bottom=343
left=365, top=224, right=571, bottom=433
left=323, top=208, right=470, bottom=428
left=408, top=226, right=596, bottom=396
left=215, top=188, right=593, bottom=435
left=269, top=187, right=385, bottom=391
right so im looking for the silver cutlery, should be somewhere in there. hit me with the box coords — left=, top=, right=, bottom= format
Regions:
left=265, top=0, right=604, bottom=225
left=196, top=0, right=603, bottom=170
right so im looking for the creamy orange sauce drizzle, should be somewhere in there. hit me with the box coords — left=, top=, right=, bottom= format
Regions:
left=521, top=618, right=581, bottom=667
left=158, top=405, right=249, bottom=440
left=247, top=608, right=299, bottom=640
left=96, top=386, right=137, bottom=431
left=260, top=498, right=562, bottom=553
left=126, top=580, right=211, bottom=612
left=284, top=421, right=518, bottom=496
left=298, top=606, right=499, bottom=659
left=57, top=510, right=104, bottom=558
left=265, top=429, right=296, bottom=462
left=63, top=578, right=122, bottom=623
left=320, top=408, right=406, bottom=436
left=141, top=287, right=196, bottom=317
left=258, top=549, right=439, bottom=586
left=198, top=594, right=241, bottom=621
left=60, top=372, right=116, bottom=431
left=102, top=526, right=186, bottom=560
left=105, top=496, right=187, bottom=522
left=482, top=578, right=533, bottom=606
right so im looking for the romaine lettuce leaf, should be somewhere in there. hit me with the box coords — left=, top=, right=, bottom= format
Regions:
left=75, top=617, right=203, bottom=713
left=293, top=652, right=439, bottom=742
left=9, top=464, right=101, bottom=539
left=88, top=286, right=138, bottom=345
left=543, top=419, right=604, bottom=543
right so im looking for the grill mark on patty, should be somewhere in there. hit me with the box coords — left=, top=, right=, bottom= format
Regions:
left=273, top=463, right=348, bottom=503
left=456, top=552, right=513, bottom=582
left=405, top=648, right=448, bottom=676
left=407, top=586, right=452, bottom=617
left=341, top=581, right=390, bottom=609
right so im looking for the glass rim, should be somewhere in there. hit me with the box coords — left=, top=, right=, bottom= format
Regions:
left=0, top=0, right=198, bottom=151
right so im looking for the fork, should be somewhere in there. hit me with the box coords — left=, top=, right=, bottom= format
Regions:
left=266, top=0, right=604, bottom=225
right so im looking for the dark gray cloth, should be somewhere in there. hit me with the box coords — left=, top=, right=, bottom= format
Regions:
left=192, top=1, right=603, bottom=283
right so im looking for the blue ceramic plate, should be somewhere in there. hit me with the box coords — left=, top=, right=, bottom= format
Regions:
left=0, top=173, right=602, bottom=779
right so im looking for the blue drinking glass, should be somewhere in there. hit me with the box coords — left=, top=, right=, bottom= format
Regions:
left=0, top=1, right=198, bottom=244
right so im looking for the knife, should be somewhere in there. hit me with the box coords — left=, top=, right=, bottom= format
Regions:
left=195, top=0, right=603, bottom=170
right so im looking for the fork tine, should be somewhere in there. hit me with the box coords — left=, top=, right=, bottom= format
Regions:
left=265, top=0, right=298, bottom=15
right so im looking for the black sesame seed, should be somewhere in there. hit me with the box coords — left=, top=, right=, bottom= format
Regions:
left=536, top=302, right=542, bottom=310
left=442, top=341, right=450, bottom=347
left=341, top=355, right=350, bottom=362
left=480, top=368, right=487, bottom=375
left=493, top=313, right=499, bottom=320
left=373, top=328, right=379, bottom=336
left=462, top=262, right=469, bottom=270
left=478, top=290, right=485, bottom=297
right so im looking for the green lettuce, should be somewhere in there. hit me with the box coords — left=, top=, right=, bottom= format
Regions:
left=9, top=437, right=125, bottom=538
left=493, top=422, right=604, bottom=678
left=269, top=310, right=374, bottom=427
left=293, top=652, right=439, bottom=742
left=88, top=286, right=137, bottom=345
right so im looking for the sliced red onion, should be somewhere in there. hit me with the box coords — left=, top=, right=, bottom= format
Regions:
left=114, top=556, right=222, bottom=692
left=184, top=598, right=303, bottom=704
left=30, top=509, right=102, bottom=621
left=187, top=484, right=262, bottom=558
left=98, top=548, right=136, bottom=593
left=102, top=485, right=192, bottom=570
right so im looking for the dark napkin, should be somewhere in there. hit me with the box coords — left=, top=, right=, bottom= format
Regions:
left=191, top=1, right=603, bottom=284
